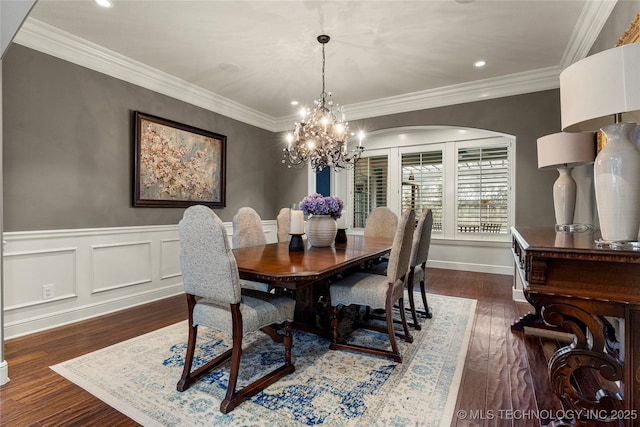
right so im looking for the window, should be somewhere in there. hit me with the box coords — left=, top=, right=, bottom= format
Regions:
left=352, top=155, right=388, bottom=228
left=401, top=151, right=443, bottom=231
left=457, top=145, right=510, bottom=234
left=344, top=130, right=514, bottom=240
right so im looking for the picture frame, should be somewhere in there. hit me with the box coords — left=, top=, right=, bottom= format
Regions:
left=598, top=12, right=640, bottom=153
left=616, top=12, right=640, bottom=47
left=133, top=111, right=226, bottom=208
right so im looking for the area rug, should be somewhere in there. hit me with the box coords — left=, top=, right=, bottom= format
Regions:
left=51, top=293, right=476, bottom=427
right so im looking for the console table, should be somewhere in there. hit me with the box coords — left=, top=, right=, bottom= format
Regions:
left=511, top=226, right=640, bottom=426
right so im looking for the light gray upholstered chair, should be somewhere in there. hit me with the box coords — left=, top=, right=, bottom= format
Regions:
left=276, top=207, right=291, bottom=243
left=329, top=209, right=416, bottom=363
left=176, top=205, right=295, bottom=414
left=405, top=209, right=434, bottom=330
left=232, top=207, right=267, bottom=248
left=363, top=207, right=398, bottom=239
left=363, top=207, right=398, bottom=268
left=232, top=207, right=270, bottom=292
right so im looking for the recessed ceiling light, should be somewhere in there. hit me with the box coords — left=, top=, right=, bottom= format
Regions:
left=474, top=60, right=487, bottom=68
left=95, top=0, right=113, bottom=8
left=291, top=101, right=299, bottom=106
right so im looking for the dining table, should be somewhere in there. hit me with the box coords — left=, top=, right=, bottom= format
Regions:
left=233, top=234, right=393, bottom=336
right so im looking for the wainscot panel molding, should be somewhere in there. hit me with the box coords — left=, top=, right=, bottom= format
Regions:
left=350, top=229, right=513, bottom=276
left=3, top=221, right=278, bottom=339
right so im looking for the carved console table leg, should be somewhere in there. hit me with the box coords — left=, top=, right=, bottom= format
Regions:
left=543, top=304, right=624, bottom=426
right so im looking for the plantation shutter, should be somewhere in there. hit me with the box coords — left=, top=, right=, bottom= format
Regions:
left=401, top=151, right=443, bottom=231
left=353, top=155, right=388, bottom=228
left=457, top=146, right=510, bottom=233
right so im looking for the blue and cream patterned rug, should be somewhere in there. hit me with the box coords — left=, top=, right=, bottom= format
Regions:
left=51, top=293, right=476, bottom=427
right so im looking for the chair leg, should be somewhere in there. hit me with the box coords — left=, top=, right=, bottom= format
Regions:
left=397, top=297, right=413, bottom=343
left=384, top=294, right=401, bottom=360
left=330, top=305, right=341, bottom=344
left=176, top=316, right=198, bottom=392
left=177, top=294, right=233, bottom=392
left=419, top=280, right=432, bottom=319
left=221, top=304, right=246, bottom=414
left=221, top=306, right=295, bottom=414
left=406, top=269, right=422, bottom=330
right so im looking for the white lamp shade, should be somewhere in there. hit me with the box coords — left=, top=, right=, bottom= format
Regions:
left=537, top=132, right=595, bottom=169
left=560, top=42, right=640, bottom=131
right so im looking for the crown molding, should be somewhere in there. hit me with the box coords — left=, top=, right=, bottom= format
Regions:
left=13, top=18, right=276, bottom=131
left=15, top=9, right=608, bottom=134
left=274, top=66, right=561, bottom=132
left=560, top=0, right=617, bottom=68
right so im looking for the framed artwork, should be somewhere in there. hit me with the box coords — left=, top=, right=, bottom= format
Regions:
left=616, top=12, right=640, bottom=46
left=133, top=111, right=226, bottom=208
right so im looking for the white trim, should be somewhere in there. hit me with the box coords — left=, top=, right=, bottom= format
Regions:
left=3, top=285, right=183, bottom=340
left=2, top=221, right=278, bottom=339
left=274, top=67, right=562, bottom=132
left=560, top=0, right=618, bottom=69
left=13, top=19, right=275, bottom=131
left=14, top=5, right=613, bottom=134
left=0, top=360, right=8, bottom=386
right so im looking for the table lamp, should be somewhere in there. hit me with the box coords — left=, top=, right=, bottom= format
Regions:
left=560, top=42, right=640, bottom=242
left=537, top=132, right=595, bottom=231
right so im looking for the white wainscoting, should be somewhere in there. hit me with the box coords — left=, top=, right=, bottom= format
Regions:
left=3, top=221, right=277, bottom=339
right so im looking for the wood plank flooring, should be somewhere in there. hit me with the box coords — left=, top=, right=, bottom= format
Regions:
left=0, top=268, right=561, bottom=426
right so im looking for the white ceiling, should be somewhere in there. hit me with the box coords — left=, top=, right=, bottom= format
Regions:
left=16, top=0, right=616, bottom=131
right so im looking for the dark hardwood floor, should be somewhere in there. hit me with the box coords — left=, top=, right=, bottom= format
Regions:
left=0, top=268, right=561, bottom=426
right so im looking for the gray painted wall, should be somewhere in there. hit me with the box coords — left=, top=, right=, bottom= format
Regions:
left=4, top=2, right=639, bottom=232
left=3, top=44, right=281, bottom=231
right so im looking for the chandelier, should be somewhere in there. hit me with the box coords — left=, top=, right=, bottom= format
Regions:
left=283, top=35, right=364, bottom=172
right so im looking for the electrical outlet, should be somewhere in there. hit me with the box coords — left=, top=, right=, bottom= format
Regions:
left=42, top=284, right=55, bottom=300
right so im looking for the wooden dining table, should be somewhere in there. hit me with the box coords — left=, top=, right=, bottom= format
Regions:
left=233, top=235, right=393, bottom=335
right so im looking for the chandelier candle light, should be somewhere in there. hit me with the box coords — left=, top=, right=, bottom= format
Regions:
left=283, top=35, right=364, bottom=172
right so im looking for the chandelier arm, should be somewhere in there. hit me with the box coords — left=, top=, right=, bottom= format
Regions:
left=283, top=34, right=364, bottom=172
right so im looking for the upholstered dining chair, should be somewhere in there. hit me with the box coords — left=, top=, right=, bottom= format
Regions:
left=176, top=205, right=295, bottom=414
left=363, top=207, right=398, bottom=269
left=329, top=209, right=416, bottom=363
left=276, top=207, right=291, bottom=242
left=405, top=209, right=434, bottom=330
left=364, top=207, right=398, bottom=239
left=232, top=207, right=267, bottom=248
left=232, top=207, right=270, bottom=292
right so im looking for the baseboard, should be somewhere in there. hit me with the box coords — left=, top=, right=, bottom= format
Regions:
left=0, top=360, right=9, bottom=386
left=4, top=284, right=183, bottom=340
left=512, top=288, right=526, bottom=303
left=427, top=260, right=513, bottom=276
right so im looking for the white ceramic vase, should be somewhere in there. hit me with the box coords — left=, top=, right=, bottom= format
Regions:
left=553, top=167, right=577, bottom=226
left=594, top=122, right=640, bottom=242
left=305, top=215, right=337, bottom=247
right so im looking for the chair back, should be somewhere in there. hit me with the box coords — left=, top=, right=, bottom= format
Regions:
left=364, top=207, right=398, bottom=239
left=386, top=209, right=416, bottom=284
left=276, top=207, right=291, bottom=242
left=179, top=205, right=242, bottom=304
left=410, top=209, right=433, bottom=268
left=232, top=207, right=267, bottom=248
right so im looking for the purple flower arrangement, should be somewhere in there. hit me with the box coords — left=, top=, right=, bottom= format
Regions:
left=299, top=193, right=344, bottom=220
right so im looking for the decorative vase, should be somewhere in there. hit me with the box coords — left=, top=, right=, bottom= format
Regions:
left=305, top=215, right=337, bottom=247
left=594, top=122, right=640, bottom=242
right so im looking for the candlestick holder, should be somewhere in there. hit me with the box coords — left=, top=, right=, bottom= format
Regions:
left=335, top=228, right=347, bottom=244
left=289, top=233, right=305, bottom=251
